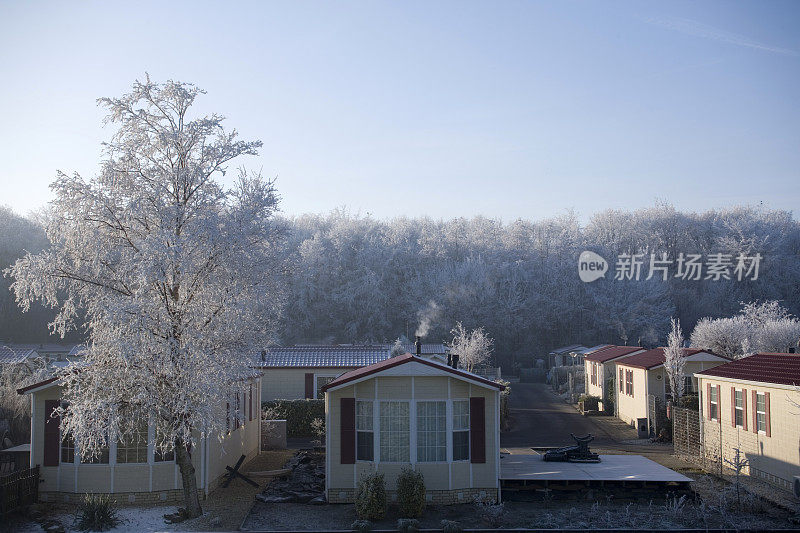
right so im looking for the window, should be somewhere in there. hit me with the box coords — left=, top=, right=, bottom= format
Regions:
left=356, top=401, right=374, bottom=461
left=619, top=368, right=624, bottom=393
left=316, top=376, right=336, bottom=399
left=379, top=401, right=409, bottom=462
left=710, top=385, right=718, bottom=420
left=417, top=401, right=446, bottom=462
left=684, top=376, right=694, bottom=394
left=756, top=392, right=766, bottom=433
left=117, top=424, right=149, bottom=464
left=154, top=427, right=174, bottom=462
left=452, top=400, right=470, bottom=461
left=61, top=431, right=74, bottom=464
left=734, top=390, right=744, bottom=427
left=81, top=439, right=110, bottom=464
left=625, top=370, right=634, bottom=396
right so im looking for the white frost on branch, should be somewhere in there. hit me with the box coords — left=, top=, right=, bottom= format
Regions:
left=663, top=318, right=686, bottom=400
left=6, top=76, right=285, bottom=516
left=449, top=322, right=493, bottom=371
left=690, top=301, right=800, bottom=358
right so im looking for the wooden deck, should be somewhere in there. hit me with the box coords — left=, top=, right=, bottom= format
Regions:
left=499, top=453, right=692, bottom=497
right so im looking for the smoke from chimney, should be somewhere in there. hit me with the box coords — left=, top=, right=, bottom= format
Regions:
left=415, top=300, right=441, bottom=338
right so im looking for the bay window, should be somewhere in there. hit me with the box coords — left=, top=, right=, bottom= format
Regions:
left=452, top=400, right=470, bottom=461
left=116, top=424, right=149, bottom=464
left=379, top=401, right=409, bottom=462
left=416, top=401, right=446, bottom=462
left=356, top=400, right=374, bottom=461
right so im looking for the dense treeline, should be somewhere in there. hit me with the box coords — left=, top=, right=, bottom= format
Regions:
left=2, top=203, right=799, bottom=368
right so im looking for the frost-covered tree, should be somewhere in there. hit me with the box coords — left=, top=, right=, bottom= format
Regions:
left=449, top=322, right=493, bottom=371
left=690, top=301, right=800, bottom=358
left=7, top=77, right=284, bottom=516
left=663, top=318, right=686, bottom=400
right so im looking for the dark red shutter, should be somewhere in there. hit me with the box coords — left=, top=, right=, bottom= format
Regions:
left=470, top=397, right=486, bottom=464
left=340, top=398, right=355, bottom=464
left=764, top=392, right=771, bottom=437
left=43, top=400, right=60, bottom=466
left=730, top=387, right=735, bottom=427
left=716, top=385, right=721, bottom=423
left=742, top=388, right=747, bottom=431
left=706, top=383, right=712, bottom=420
left=305, top=373, right=314, bottom=399
left=751, top=390, right=757, bottom=433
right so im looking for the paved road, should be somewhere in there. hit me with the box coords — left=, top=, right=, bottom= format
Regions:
left=501, top=382, right=618, bottom=449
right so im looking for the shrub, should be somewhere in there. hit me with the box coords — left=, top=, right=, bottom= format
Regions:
left=355, top=471, right=387, bottom=521
left=351, top=519, right=372, bottom=533
left=396, top=467, right=426, bottom=518
left=262, top=399, right=324, bottom=437
left=440, top=520, right=463, bottom=533
left=474, top=495, right=504, bottom=528
left=74, top=494, right=120, bottom=532
left=396, top=518, right=420, bottom=533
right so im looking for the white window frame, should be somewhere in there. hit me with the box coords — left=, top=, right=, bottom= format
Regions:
left=379, top=400, right=411, bottom=463
left=710, top=386, right=718, bottom=421
left=314, top=375, right=338, bottom=399
left=452, top=399, right=470, bottom=462
left=755, top=391, right=767, bottom=434
left=115, top=423, right=149, bottom=464
left=734, top=389, right=744, bottom=428
left=355, top=400, right=374, bottom=461
left=416, top=401, right=447, bottom=463
left=355, top=398, right=472, bottom=465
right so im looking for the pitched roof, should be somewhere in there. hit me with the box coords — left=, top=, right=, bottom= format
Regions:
left=255, top=342, right=449, bottom=368
left=585, top=345, right=644, bottom=363
left=399, top=343, right=448, bottom=355
left=8, top=343, right=78, bottom=354
left=0, top=345, right=37, bottom=365
left=696, top=353, right=800, bottom=386
left=256, top=345, right=390, bottom=368
left=320, top=353, right=505, bottom=392
left=549, top=344, right=588, bottom=355
left=616, top=347, right=723, bottom=370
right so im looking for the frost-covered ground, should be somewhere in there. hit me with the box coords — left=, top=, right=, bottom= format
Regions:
left=243, top=475, right=798, bottom=531
left=21, top=505, right=182, bottom=532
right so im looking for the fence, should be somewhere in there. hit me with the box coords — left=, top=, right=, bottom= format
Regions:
left=647, top=394, right=669, bottom=438
left=0, top=465, right=38, bottom=515
left=672, top=406, right=724, bottom=475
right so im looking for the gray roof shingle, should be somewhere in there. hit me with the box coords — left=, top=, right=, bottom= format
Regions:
left=255, top=343, right=448, bottom=368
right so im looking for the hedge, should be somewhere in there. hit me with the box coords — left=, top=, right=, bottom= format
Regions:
left=262, top=399, right=325, bottom=438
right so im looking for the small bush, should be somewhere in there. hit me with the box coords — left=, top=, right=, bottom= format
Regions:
left=396, top=467, right=426, bottom=518
left=474, top=495, right=504, bottom=528
left=262, top=399, right=324, bottom=437
left=440, top=519, right=463, bottom=533
left=396, top=518, right=420, bottom=533
left=74, top=494, right=120, bottom=532
left=355, top=471, right=387, bottom=521
left=351, top=519, right=372, bottom=533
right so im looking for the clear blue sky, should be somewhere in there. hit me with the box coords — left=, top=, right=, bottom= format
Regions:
left=1, top=0, right=798, bottom=221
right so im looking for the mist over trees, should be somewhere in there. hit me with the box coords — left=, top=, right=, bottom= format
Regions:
left=3, top=202, right=800, bottom=368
